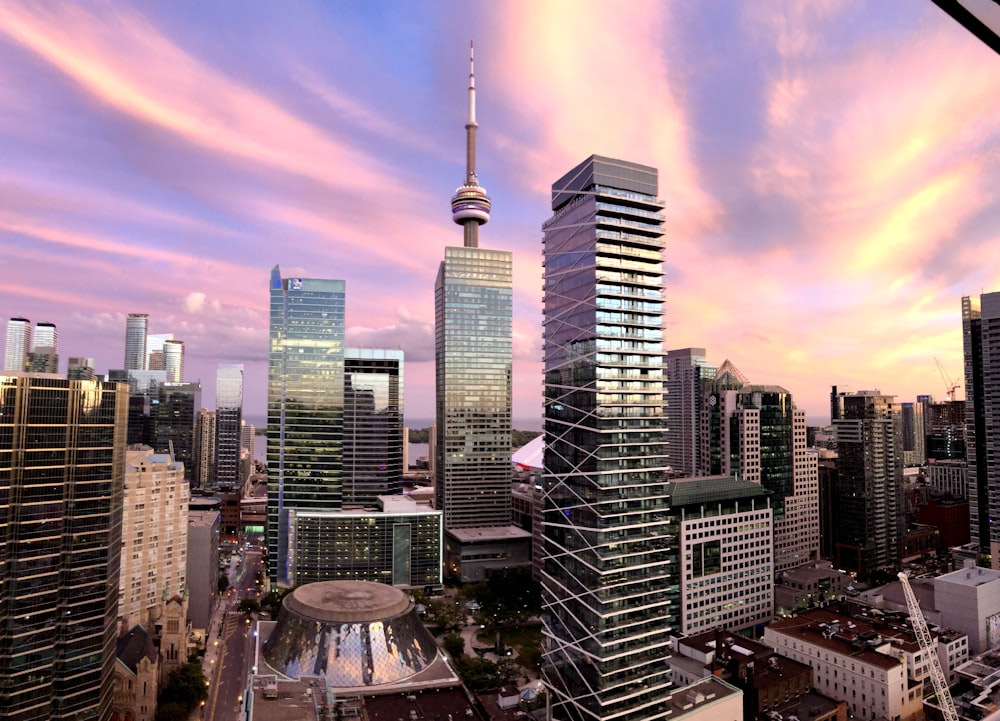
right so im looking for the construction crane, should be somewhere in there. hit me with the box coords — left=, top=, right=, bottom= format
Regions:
left=897, top=572, right=959, bottom=721
left=935, top=357, right=960, bottom=402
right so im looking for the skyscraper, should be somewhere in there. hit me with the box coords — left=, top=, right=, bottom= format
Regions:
left=214, top=364, right=244, bottom=489
left=434, top=46, right=527, bottom=581
left=67, top=357, right=96, bottom=381
left=541, top=155, right=673, bottom=721
left=0, top=373, right=127, bottom=721
left=267, top=266, right=346, bottom=586
left=699, top=375, right=819, bottom=572
left=343, top=348, right=404, bottom=506
left=124, top=314, right=149, bottom=371
left=4, top=317, right=31, bottom=371
left=900, top=401, right=926, bottom=466
left=963, top=292, right=1000, bottom=566
left=162, top=339, right=184, bottom=382
left=25, top=322, right=58, bottom=373
left=831, top=389, right=905, bottom=575
left=194, top=409, right=216, bottom=490
left=149, top=382, right=202, bottom=480
left=145, top=333, right=173, bottom=371
left=664, top=347, right=715, bottom=476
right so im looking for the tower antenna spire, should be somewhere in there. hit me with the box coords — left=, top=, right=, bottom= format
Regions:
left=451, top=41, right=490, bottom=247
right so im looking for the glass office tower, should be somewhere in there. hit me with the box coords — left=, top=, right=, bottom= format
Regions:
left=541, top=156, right=673, bottom=721
left=0, top=373, right=127, bottom=721
left=343, top=348, right=404, bottom=507
left=267, top=266, right=346, bottom=587
left=434, top=246, right=513, bottom=529
left=214, top=363, right=244, bottom=489
left=4, top=318, right=31, bottom=372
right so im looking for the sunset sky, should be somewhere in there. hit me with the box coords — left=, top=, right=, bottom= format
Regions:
left=1, top=1, right=998, bottom=425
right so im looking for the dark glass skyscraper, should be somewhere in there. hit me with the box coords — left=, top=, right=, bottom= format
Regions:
left=0, top=373, right=127, bottom=721
left=149, top=381, right=202, bottom=480
left=344, top=348, right=403, bottom=507
left=964, top=292, right=1000, bottom=566
left=831, top=390, right=904, bottom=575
left=541, top=155, right=673, bottom=721
left=267, top=266, right=346, bottom=586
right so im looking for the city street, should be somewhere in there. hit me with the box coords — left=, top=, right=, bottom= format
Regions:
left=199, top=531, right=264, bottom=721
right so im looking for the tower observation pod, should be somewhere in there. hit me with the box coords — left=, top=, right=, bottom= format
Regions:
left=450, top=42, right=491, bottom=248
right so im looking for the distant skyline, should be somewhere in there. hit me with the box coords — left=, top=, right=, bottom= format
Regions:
left=1, top=2, right=998, bottom=422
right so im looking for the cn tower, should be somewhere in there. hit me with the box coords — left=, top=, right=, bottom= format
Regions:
left=450, top=42, right=491, bottom=248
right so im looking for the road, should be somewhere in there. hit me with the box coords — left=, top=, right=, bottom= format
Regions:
left=203, top=528, right=265, bottom=721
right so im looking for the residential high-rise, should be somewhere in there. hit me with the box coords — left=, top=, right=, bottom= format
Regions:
left=162, top=340, right=184, bottom=382
left=194, top=409, right=216, bottom=490
left=0, top=373, right=127, bottom=721
left=145, top=333, right=173, bottom=371
left=119, top=447, right=189, bottom=636
left=125, top=314, right=149, bottom=371
left=900, top=401, right=926, bottom=466
left=343, top=348, right=404, bottom=506
left=831, top=389, right=905, bottom=575
left=541, top=155, right=673, bottom=721
left=267, top=266, right=346, bottom=586
left=214, top=363, right=244, bottom=489
left=964, top=292, right=1000, bottom=566
left=4, top=317, right=31, bottom=371
left=664, top=347, right=715, bottom=476
left=699, top=372, right=820, bottom=572
left=434, top=46, right=528, bottom=582
left=25, top=322, right=58, bottom=373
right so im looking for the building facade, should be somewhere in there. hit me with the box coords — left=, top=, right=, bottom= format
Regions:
left=119, top=447, right=189, bottom=629
left=0, top=373, right=127, bottom=721
left=900, top=401, right=926, bottom=466
left=25, top=321, right=58, bottom=374
left=343, top=348, right=404, bottom=506
left=541, top=155, right=674, bottom=721
left=148, top=382, right=201, bottom=480
left=162, top=339, right=184, bottom=383
left=214, top=363, right=244, bottom=489
left=125, top=313, right=148, bottom=371
left=4, top=317, right=31, bottom=371
left=186, top=510, right=220, bottom=632
left=267, top=266, right=346, bottom=586
left=831, top=390, right=905, bottom=575
left=664, top=347, right=715, bottom=477
left=668, top=476, right=774, bottom=634
left=964, top=292, right=1000, bottom=567
left=194, top=409, right=216, bottom=490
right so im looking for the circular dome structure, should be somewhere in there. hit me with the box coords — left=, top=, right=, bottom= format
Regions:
left=262, top=581, right=440, bottom=689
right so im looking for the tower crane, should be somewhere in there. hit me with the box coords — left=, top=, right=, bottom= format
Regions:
left=935, top=357, right=960, bottom=402
left=897, top=572, right=958, bottom=721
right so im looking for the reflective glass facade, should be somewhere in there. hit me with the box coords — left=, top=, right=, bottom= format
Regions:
left=149, top=382, right=201, bottom=480
left=124, top=314, right=147, bottom=371
left=344, top=349, right=403, bottom=506
left=286, top=508, right=442, bottom=588
left=540, top=156, right=674, bottom=721
left=0, top=374, right=127, bottom=721
left=434, top=246, right=513, bottom=530
left=268, top=266, right=346, bottom=586
left=214, top=363, right=243, bottom=489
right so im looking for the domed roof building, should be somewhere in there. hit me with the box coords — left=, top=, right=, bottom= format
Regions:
left=257, top=581, right=459, bottom=694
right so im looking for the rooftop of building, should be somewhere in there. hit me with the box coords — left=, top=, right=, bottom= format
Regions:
left=447, top=525, right=533, bottom=543
left=767, top=605, right=922, bottom=666
left=187, top=509, right=219, bottom=526
left=777, top=562, right=852, bottom=586
left=937, top=564, right=1000, bottom=587
left=770, top=690, right=844, bottom=721
left=246, top=675, right=332, bottom=721
left=116, top=625, right=156, bottom=675
left=666, top=475, right=772, bottom=506
left=679, top=629, right=772, bottom=661
left=362, top=687, right=486, bottom=721
left=950, top=648, right=1000, bottom=719
left=662, top=676, right=742, bottom=718
left=377, top=495, right=440, bottom=514
left=284, top=581, right=411, bottom=623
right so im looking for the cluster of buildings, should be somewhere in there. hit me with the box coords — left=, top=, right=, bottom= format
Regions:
left=6, top=46, right=1000, bottom=721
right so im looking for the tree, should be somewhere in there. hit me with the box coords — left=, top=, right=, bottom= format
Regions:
left=156, top=661, right=208, bottom=720
left=238, top=599, right=261, bottom=616
left=443, top=633, right=465, bottom=659
left=429, top=599, right=465, bottom=633
left=217, top=574, right=229, bottom=594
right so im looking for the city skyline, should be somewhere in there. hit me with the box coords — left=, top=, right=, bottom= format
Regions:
left=1, top=2, right=998, bottom=422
